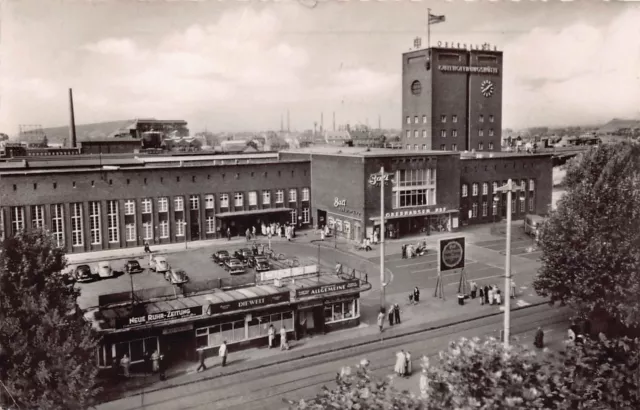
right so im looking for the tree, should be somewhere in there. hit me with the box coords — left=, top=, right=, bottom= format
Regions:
left=0, top=230, right=100, bottom=409
left=533, top=141, right=640, bottom=332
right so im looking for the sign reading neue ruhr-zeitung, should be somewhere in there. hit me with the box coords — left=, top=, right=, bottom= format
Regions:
left=296, top=279, right=359, bottom=298
left=116, top=306, right=203, bottom=329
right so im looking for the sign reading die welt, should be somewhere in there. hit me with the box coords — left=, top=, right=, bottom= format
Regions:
left=438, top=237, right=466, bottom=273
left=205, top=292, right=291, bottom=316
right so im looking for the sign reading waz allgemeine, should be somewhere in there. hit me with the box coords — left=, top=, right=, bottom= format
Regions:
left=295, top=279, right=359, bottom=298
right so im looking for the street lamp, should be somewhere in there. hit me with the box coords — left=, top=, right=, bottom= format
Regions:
left=182, top=221, right=188, bottom=249
left=494, top=178, right=524, bottom=348
left=492, top=195, right=499, bottom=225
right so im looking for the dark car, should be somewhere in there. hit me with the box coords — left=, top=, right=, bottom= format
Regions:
left=212, top=250, right=231, bottom=265
left=234, top=248, right=253, bottom=264
left=165, top=269, right=189, bottom=285
left=123, top=259, right=144, bottom=274
left=224, top=258, right=246, bottom=275
left=248, top=255, right=270, bottom=272
left=73, top=265, right=94, bottom=283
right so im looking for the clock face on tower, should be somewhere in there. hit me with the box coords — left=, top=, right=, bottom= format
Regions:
left=481, top=80, right=495, bottom=98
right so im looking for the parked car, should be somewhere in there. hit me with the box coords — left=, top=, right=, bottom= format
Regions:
left=149, top=256, right=169, bottom=273
left=234, top=248, right=253, bottom=264
left=165, top=269, right=189, bottom=285
left=123, top=259, right=144, bottom=274
left=225, top=258, right=246, bottom=275
left=73, top=265, right=94, bottom=282
left=212, top=250, right=231, bottom=265
left=96, top=261, right=114, bottom=279
left=248, top=255, right=270, bottom=272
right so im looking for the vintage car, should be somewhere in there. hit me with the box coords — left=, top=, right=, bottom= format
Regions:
left=224, top=258, right=246, bottom=275
left=247, top=255, right=270, bottom=272
left=149, top=256, right=170, bottom=273
left=165, top=269, right=189, bottom=285
left=96, top=261, right=115, bottom=279
left=123, top=259, right=144, bottom=274
left=73, top=265, right=94, bottom=283
left=234, top=248, right=253, bottom=264
left=212, top=250, right=231, bottom=265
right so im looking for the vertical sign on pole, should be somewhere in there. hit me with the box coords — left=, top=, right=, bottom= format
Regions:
left=435, top=237, right=466, bottom=300
left=368, top=168, right=394, bottom=313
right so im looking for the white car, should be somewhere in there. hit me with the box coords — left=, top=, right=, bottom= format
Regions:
left=96, top=261, right=114, bottom=279
left=150, top=256, right=169, bottom=273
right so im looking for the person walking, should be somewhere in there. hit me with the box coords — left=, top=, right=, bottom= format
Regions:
left=196, top=348, right=207, bottom=372
left=151, top=350, right=160, bottom=373
left=388, top=304, right=395, bottom=326
left=120, top=354, right=131, bottom=378
left=488, top=287, right=494, bottom=305
left=401, top=244, right=407, bottom=259
left=484, top=285, right=490, bottom=305
left=534, top=327, right=544, bottom=349
left=365, top=238, right=372, bottom=251
left=280, top=327, right=289, bottom=350
left=158, top=353, right=166, bottom=381
left=479, top=286, right=485, bottom=305
left=394, top=350, right=406, bottom=376
left=219, top=341, right=228, bottom=367
left=470, top=282, right=477, bottom=299
left=510, top=279, right=517, bottom=298
left=144, top=241, right=151, bottom=254
left=268, top=324, right=275, bottom=348
left=394, top=303, right=401, bottom=325
left=226, top=227, right=231, bottom=241
left=252, top=226, right=256, bottom=238
left=405, top=351, right=412, bottom=377
left=377, top=310, right=385, bottom=333
left=414, top=287, right=420, bottom=303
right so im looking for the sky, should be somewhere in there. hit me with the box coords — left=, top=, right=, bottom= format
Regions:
left=1, top=0, right=639, bottom=135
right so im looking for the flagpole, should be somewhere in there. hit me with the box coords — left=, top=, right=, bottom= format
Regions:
left=427, top=8, right=431, bottom=50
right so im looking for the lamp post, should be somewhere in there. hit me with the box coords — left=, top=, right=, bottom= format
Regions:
left=493, top=195, right=499, bottom=225
left=182, top=221, right=188, bottom=249
left=494, top=178, right=524, bottom=348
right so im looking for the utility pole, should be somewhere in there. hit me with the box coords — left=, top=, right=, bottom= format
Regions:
left=369, top=168, right=393, bottom=313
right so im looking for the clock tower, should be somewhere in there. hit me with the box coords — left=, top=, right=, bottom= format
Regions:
left=401, top=43, right=503, bottom=152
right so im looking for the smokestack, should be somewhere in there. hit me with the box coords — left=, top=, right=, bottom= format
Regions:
left=320, top=112, right=324, bottom=133
left=287, top=109, right=290, bottom=132
left=69, top=88, right=77, bottom=148
left=378, top=115, right=381, bottom=130
left=280, top=114, right=283, bottom=132
left=333, top=112, right=336, bottom=131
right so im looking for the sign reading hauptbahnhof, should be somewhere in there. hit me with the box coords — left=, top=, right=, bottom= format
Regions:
left=438, top=237, right=466, bottom=272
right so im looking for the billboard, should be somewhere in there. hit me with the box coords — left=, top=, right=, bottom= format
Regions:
left=438, top=237, right=466, bottom=273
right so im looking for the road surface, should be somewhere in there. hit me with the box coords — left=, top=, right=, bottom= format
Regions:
left=98, top=303, right=570, bottom=410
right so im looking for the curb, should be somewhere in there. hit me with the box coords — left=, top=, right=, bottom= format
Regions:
left=101, top=300, right=548, bottom=404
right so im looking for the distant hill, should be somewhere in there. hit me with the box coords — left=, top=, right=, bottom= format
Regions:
left=597, top=118, right=640, bottom=134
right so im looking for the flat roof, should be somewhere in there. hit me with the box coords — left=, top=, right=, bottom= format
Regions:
left=460, top=151, right=552, bottom=160
left=282, top=147, right=457, bottom=158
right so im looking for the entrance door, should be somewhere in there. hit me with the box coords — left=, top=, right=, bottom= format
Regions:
left=163, top=331, right=194, bottom=364
left=317, top=210, right=327, bottom=229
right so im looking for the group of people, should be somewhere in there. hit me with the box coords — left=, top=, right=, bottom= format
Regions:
left=401, top=241, right=428, bottom=259
left=469, top=280, right=517, bottom=306
left=267, top=324, right=290, bottom=350
left=394, top=350, right=412, bottom=377
left=196, top=341, right=228, bottom=372
left=117, top=349, right=165, bottom=379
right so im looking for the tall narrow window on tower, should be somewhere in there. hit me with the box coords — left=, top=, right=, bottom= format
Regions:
left=452, top=115, right=458, bottom=123
left=441, top=115, right=447, bottom=123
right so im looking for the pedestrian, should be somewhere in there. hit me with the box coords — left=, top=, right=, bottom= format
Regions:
left=120, top=354, right=130, bottom=378
left=401, top=244, right=407, bottom=259
left=196, top=348, right=207, bottom=372
left=408, top=293, right=414, bottom=305
left=470, top=282, right=477, bottom=299
left=479, top=286, right=485, bottom=305
left=394, top=303, right=401, bottom=324
left=280, top=327, right=289, bottom=350
left=144, top=241, right=151, bottom=254
left=394, top=350, right=406, bottom=376
left=151, top=350, right=160, bottom=373
left=377, top=310, right=385, bottom=333
left=388, top=304, right=395, bottom=326
left=405, top=351, right=412, bottom=377
left=112, top=357, right=120, bottom=380
left=320, top=229, right=325, bottom=241
left=496, top=289, right=502, bottom=305
left=226, top=227, right=231, bottom=241
left=246, top=228, right=251, bottom=242
left=365, top=238, right=372, bottom=251
left=510, top=279, right=517, bottom=298
left=484, top=285, right=490, bottom=305
left=158, top=354, right=166, bottom=381
left=488, top=287, right=494, bottom=305
left=144, top=350, right=152, bottom=374
left=534, top=327, right=544, bottom=349
left=219, top=341, right=228, bottom=367
left=414, top=287, right=420, bottom=303
left=268, top=324, right=275, bottom=348
left=252, top=226, right=256, bottom=238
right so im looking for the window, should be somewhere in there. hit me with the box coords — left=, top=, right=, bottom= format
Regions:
left=440, top=130, right=446, bottom=138
left=482, top=183, right=488, bottom=195
left=206, top=215, right=215, bottom=233
left=248, top=191, right=258, bottom=206
left=521, top=179, right=527, bottom=190
left=413, top=116, right=418, bottom=124
left=472, top=203, right=478, bottom=218
left=406, top=144, right=411, bottom=150
left=479, top=130, right=484, bottom=137
left=107, top=200, right=119, bottom=243
left=528, top=197, right=534, bottom=211
left=452, top=144, right=458, bottom=151
left=422, top=144, right=427, bottom=150
left=414, top=144, right=418, bottom=150
left=89, top=202, right=102, bottom=245
left=275, top=190, right=284, bottom=203
left=441, top=115, right=446, bottom=123
left=462, top=184, right=468, bottom=197
left=234, top=192, right=244, bottom=207
left=452, top=115, right=458, bottom=123
left=301, top=188, right=310, bottom=202
left=324, top=299, right=359, bottom=324
left=302, top=207, right=310, bottom=223
left=422, top=115, right=427, bottom=124
left=398, top=189, right=428, bottom=207
left=512, top=199, right=516, bottom=214
left=31, top=205, right=45, bottom=229
left=141, top=199, right=152, bottom=214
left=422, top=130, right=427, bottom=138
left=11, top=206, right=25, bottom=235
left=520, top=198, right=526, bottom=213
left=159, top=220, right=169, bottom=238
left=176, top=218, right=185, bottom=237
left=479, top=142, right=484, bottom=151
left=197, top=312, right=294, bottom=349
left=489, top=115, right=494, bottom=123
left=482, top=201, right=488, bottom=217
left=290, top=209, right=297, bottom=224
left=414, top=130, right=418, bottom=138
left=125, top=222, right=136, bottom=242
left=205, top=194, right=215, bottom=209
left=288, top=189, right=297, bottom=203
left=440, top=144, right=446, bottom=151
left=405, top=130, right=410, bottom=139
left=472, top=183, right=478, bottom=196
left=262, top=191, right=271, bottom=205
left=142, top=221, right=152, bottom=241
left=489, top=129, right=494, bottom=137
left=489, top=142, right=494, bottom=150
left=220, top=194, right=229, bottom=208
left=452, top=130, right=458, bottom=138
left=70, top=203, right=83, bottom=246
left=174, top=196, right=184, bottom=212
left=492, top=202, right=498, bottom=216
left=529, top=179, right=535, bottom=191
left=479, top=115, right=484, bottom=123
left=188, top=195, right=198, bottom=210
left=158, top=197, right=169, bottom=213
left=406, top=116, right=410, bottom=124
left=492, top=182, right=498, bottom=192
left=49, top=204, right=65, bottom=247
left=124, top=200, right=135, bottom=215
left=115, top=337, right=158, bottom=365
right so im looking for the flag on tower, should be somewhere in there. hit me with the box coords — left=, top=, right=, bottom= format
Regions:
left=428, top=13, right=446, bottom=25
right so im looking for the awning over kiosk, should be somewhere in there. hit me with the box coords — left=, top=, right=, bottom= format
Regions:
left=216, top=208, right=293, bottom=218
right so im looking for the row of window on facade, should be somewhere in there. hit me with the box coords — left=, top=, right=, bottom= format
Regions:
left=1, top=192, right=312, bottom=247
left=405, top=114, right=495, bottom=125
left=404, top=129, right=496, bottom=139
left=403, top=142, right=494, bottom=151
left=468, top=196, right=535, bottom=218
left=461, top=179, right=535, bottom=197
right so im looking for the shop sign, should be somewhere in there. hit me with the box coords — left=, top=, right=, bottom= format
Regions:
left=205, top=292, right=291, bottom=316
left=296, top=279, right=360, bottom=298
left=298, top=300, right=323, bottom=309
left=162, top=323, right=194, bottom=335
left=385, top=207, right=447, bottom=218
left=333, top=197, right=347, bottom=208
left=438, top=237, right=466, bottom=272
left=116, top=306, right=203, bottom=329
left=324, top=295, right=359, bottom=305
left=438, top=65, right=499, bottom=75
left=368, top=172, right=394, bottom=186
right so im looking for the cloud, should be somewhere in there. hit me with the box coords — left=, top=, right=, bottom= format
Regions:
left=503, top=8, right=640, bottom=128
left=84, top=38, right=138, bottom=57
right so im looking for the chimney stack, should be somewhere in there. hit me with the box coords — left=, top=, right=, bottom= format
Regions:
left=320, top=112, right=324, bottom=133
left=280, top=114, right=284, bottom=132
left=378, top=114, right=381, bottom=130
left=333, top=111, right=336, bottom=131
left=69, top=88, right=77, bottom=148
left=287, top=109, right=290, bottom=132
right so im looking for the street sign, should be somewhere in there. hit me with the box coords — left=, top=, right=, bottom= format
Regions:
left=438, top=237, right=465, bottom=272
left=368, top=172, right=394, bottom=186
